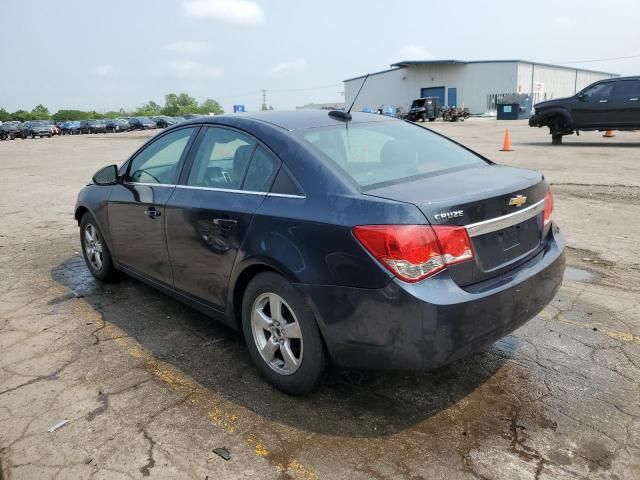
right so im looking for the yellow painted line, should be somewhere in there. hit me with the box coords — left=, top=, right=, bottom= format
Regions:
left=70, top=299, right=318, bottom=479
left=554, top=314, right=640, bottom=344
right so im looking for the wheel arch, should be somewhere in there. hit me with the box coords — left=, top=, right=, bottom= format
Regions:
left=541, top=108, right=574, bottom=129
left=74, top=205, right=89, bottom=225
left=229, top=259, right=297, bottom=331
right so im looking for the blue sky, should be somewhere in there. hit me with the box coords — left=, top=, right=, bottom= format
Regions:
left=1, top=0, right=638, bottom=113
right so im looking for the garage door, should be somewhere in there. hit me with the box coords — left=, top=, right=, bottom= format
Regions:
left=420, top=87, right=445, bottom=105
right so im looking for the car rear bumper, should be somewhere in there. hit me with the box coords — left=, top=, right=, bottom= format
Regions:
left=296, top=227, right=565, bottom=370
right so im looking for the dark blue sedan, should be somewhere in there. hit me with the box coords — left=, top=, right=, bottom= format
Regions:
left=75, top=110, right=565, bottom=394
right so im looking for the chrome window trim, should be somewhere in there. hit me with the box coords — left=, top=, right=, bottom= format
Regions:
left=175, top=184, right=264, bottom=196
left=123, top=181, right=306, bottom=198
left=123, top=182, right=174, bottom=188
left=465, top=198, right=545, bottom=238
left=266, top=192, right=306, bottom=199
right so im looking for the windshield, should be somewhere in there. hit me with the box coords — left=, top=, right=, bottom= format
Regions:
left=300, top=120, right=487, bottom=189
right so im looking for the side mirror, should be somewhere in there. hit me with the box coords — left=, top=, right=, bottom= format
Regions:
left=577, top=92, right=586, bottom=101
left=92, top=164, right=119, bottom=186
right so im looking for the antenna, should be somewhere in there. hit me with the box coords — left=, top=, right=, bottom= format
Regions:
left=328, top=73, right=370, bottom=122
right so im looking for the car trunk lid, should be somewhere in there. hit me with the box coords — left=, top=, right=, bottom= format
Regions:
left=364, top=164, right=547, bottom=285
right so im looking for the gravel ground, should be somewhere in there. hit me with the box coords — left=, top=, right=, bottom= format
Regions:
left=0, top=121, right=639, bottom=479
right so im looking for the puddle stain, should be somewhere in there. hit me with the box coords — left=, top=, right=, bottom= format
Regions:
left=563, top=266, right=599, bottom=283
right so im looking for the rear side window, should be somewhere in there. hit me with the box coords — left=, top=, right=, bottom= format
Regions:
left=187, top=127, right=256, bottom=189
left=300, top=121, right=486, bottom=189
left=242, top=146, right=279, bottom=192
left=613, top=80, right=640, bottom=96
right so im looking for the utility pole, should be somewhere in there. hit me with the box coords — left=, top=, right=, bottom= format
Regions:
left=261, top=89, right=268, bottom=111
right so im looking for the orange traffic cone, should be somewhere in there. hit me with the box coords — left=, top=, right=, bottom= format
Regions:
left=603, top=130, right=615, bottom=138
left=500, top=128, right=513, bottom=151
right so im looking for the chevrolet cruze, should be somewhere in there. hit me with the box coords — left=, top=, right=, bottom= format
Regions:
left=75, top=110, right=565, bottom=394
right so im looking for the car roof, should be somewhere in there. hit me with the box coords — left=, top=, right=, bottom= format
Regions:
left=183, top=110, right=396, bottom=131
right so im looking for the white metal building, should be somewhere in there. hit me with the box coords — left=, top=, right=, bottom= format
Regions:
left=344, top=60, right=617, bottom=115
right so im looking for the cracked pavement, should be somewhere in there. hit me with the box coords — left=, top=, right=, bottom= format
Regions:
left=1, top=122, right=639, bottom=479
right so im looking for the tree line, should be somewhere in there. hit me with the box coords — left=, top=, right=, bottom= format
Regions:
left=0, top=93, right=224, bottom=122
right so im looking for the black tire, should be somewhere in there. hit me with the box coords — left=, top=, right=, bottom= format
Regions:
left=552, top=134, right=563, bottom=145
left=241, top=272, right=327, bottom=395
left=79, top=213, right=118, bottom=282
left=428, top=117, right=435, bottom=122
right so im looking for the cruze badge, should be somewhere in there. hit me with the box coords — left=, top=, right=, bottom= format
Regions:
left=508, top=195, right=527, bottom=208
left=434, top=210, right=464, bottom=221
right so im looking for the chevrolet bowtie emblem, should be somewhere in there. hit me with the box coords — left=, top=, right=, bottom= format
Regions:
left=508, top=195, right=527, bottom=208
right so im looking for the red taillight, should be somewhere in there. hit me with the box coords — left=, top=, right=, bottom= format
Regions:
left=543, top=187, right=554, bottom=226
left=352, top=225, right=473, bottom=283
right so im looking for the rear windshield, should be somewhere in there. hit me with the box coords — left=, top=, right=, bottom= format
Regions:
left=300, top=120, right=487, bottom=189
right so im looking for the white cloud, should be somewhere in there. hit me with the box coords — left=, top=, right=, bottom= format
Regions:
left=268, top=58, right=307, bottom=77
left=183, top=0, right=264, bottom=24
left=167, top=60, right=223, bottom=79
left=394, top=45, right=433, bottom=61
left=164, top=41, right=209, bottom=54
left=91, top=64, right=114, bottom=77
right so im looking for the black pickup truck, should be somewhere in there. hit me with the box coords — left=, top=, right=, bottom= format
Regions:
left=529, top=76, right=640, bottom=144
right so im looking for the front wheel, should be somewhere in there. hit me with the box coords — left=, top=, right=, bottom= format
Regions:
left=242, top=272, right=327, bottom=395
left=80, top=214, right=118, bottom=282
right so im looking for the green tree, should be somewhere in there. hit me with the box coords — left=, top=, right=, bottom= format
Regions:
left=11, top=110, right=32, bottom=122
left=0, top=108, right=11, bottom=122
left=31, top=104, right=50, bottom=119
left=197, top=98, right=224, bottom=115
left=134, top=101, right=162, bottom=117
left=52, top=110, right=91, bottom=121
left=162, top=93, right=199, bottom=116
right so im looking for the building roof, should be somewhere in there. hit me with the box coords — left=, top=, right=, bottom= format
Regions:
left=344, top=59, right=617, bottom=82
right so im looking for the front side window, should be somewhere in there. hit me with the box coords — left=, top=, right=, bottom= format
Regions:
left=187, top=127, right=256, bottom=189
left=128, top=127, right=195, bottom=184
left=300, top=120, right=486, bottom=189
left=582, top=82, right=613, bottom=99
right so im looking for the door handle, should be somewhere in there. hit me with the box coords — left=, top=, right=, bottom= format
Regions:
left=599, top=99, right=608, bottom=103
left=630, top=98, right=639, bottom=102
left=144, top=207, right=161, bottom=218
left=213, top=218, right=237, bottom=230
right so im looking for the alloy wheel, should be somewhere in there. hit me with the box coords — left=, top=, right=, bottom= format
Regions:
left=251, top=292, right=303, bottom=375
left=84, top=224, right=104, bottom=271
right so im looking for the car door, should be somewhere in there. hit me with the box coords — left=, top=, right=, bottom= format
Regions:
left=165, top=126, right=280, bottom=310
left=572, top=81, right=617, bottom=127
left=108, top=126, right=198, bottom=284
left=612, top=78, right=640, bottom=126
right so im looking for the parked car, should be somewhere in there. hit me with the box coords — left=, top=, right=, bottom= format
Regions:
left=0, top=121, right=22, bottom=140
left=105, top=119, right=130, bottom=133
left=172, top=116, right=186, bottom=123
left=529, top=76, right=640, bottom=144
left=75, top=110, right=565, bottom=394
left=21, top=121, right=52, bottom=138
left=128, top=117, right=157, bottom=130
left=62, top=121, right=81, bottom=135
left=151, top=116, right=178, bottom=128
left=406, top=97, right=442, bottom=122
left=80, top=120, right=108, bottom=134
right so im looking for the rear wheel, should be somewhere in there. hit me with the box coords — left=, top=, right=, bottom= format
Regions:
left=80, top=214, right=117, bottom=282
left=242, top=272, right=327, bottom=395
